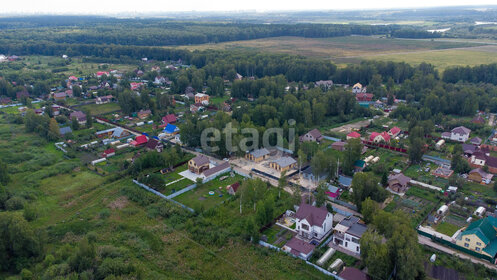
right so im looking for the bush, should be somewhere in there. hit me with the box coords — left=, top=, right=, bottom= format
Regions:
left=5, top=196, right=26, bottom=210
left=23, top=205, right=38, bottom=221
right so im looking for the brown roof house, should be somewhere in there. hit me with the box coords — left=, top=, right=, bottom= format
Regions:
left=387, top=173, right=411, bottom=194
left=137, top=109, right=152, bottom=120
left=188, top=155, right=210, bottom=174
left=300, top=129, right=323, bottom=143
left=469, top=168, right=493, bottom=184
left=282, top=236, right=316, bottom=260
left=295, top=202, right=333, bottom=241
left=145, top=139, right=163, bottom=152
left=69, top=111, right=87, bottom=125
left=270, top=157, right=297, bottom=172
left=227, top=182, right=240, bottom=195
left=331, top=141, right=346, bottom=151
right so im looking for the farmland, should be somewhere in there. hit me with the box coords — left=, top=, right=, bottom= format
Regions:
left=179, top=36, right=497, bottom=71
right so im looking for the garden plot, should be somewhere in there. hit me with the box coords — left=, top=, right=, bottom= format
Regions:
left=385, top=187, right=439, bottom=226
left=261, top=224, right=296, bottom=248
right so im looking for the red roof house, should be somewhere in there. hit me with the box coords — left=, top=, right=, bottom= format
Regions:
left=130, top=135, right=148, bottom=147
left=346, top=131, right=361, bottom=140
left=369, top=131, right=390, bottom=143
left=355, top=93, right=373, bottom=102
left=102, top=148, right=116, bottom=158
left=388, top=126, right=401, bottom=137
left=162, top=114, right=177, bottom=125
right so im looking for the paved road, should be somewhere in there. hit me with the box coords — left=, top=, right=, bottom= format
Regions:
left=418, top=235, right=497, bottom=271
left=489, top=114, right=495, bottom=127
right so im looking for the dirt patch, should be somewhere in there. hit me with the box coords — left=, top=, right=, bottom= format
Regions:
left=330, top=119, right=372, bottom=134
left=108, top=196, right=129, bottom=209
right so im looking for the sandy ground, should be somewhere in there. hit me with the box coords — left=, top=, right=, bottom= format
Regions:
left=330, top=119, right=372, bottom=134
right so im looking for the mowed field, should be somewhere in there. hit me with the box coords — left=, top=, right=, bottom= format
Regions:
left=179, top=36, right=497, bottom=71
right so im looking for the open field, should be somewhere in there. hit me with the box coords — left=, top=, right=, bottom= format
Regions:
left=360, top=45, right=497, bottom=71
left=179, top=36, right=480, bottom=59
left=178, top=36, right=497, bottom=71
left=78, top=102, right=121, bottom=115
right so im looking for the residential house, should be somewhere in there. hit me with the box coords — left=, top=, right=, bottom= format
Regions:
left=283, top=237, right=315, bottom=260
left=369, top=131, right=390, bottom=143
left=472, top=115, right=485, bottom=125
left=470, top=151, right=497, bottom=174
left=338, top=175, right=353, bottom=188
left=34, top=109, right=43, bottom=115
left=137, top=109, right=151, bottom=119
left=227, top=182, right=240, bottom=195
left=200, top=161, right=231, bottom=182
left=346, top=131, right=361, bottom=140
left=162, top=114, right=177, bottom=125
left=188, top=155, right=210, bottom=174
left=295, top=202, right=333, bottom=241
left=130, top=135, right=148, bottom=147
left=302, top=166, right=327, bottom=182
left=299, top=129, right=323, bottom=143
left=315, top=80, right=334, bottom=90
left=388, top=126, right=401, bottom=138
left=0, top=97, right=11, bottom=104
left=442, top=126, right=471, bottom=142
left=432, top=166, right=454, bottom=179
left=190, top=103, right=204, bottom=113
left=130, top=82, right=143, bottom=91
left=164, top=124, right=179, bottom=135
left=245, top=148, right=270, bottom=162
left=96, top=71, right=109, bottom=78
left=69, top=111, right=87, bottom=125
left=470, top=137, right=483, bottom=146
left=355, top=93, right=373, bottom=102
left=354, top=160, right=366, bottom=172
left=194, top=93, right=210, bottom=105
left=59, top=126, right=72, bottom=136
left=326, top=184, right=340, bottom=199
left=96, top=95, right=113, bottom=104
left=112, top=127, right=128, bottom=138
left=455, top=216, right=497, bottom=261
left=51, top=105, right=60, bottom=116
left=270, top=157, right=297, bottom=172
left=469, top=168, right=493, bottom=184
left=333, top=215, right=367, bottom=255
left=331, top=141, right=346, bottom=151
left=16, top=90, right=29, bottom=100
left=387, top=173, right=411, bottom=194
left=235, top=73, right=243, bottom=80
left=53, top=92, right=68, bottom=100
left=102, top=148, right=115, bottom=158
left=339, top=267, right=370, bottom=280
left=145, top=139, right=164, bottom=152
left=462, top=144, right=477, bottom=156
left=352, top=83, right=363, bottom=94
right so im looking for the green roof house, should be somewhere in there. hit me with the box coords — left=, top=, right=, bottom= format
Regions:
left=456, top=216, right=497, bottom=260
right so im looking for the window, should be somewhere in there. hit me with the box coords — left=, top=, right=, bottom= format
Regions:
left=302, top=224, right=309, bottom=230
left=465, top=238, right=470, bottom=242
left=464, top=243, right=469, bottom=248
left=476, top=242, right=482, bottom=246
left=356, top=247, right=360, bottom=252
left=352, top=238, right=360, bottom=244
left=345, top=242, right=348, bottom=247
left=476, top=247, right=481, bottom=251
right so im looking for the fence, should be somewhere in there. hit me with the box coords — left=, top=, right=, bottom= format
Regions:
left=333, top=200, right=358, bottom=212
left=417, top=228, right=495, bottom=263
left=258, top=240, right=343, bottom=279
left=361, top=140, right=407, bottom=153
left=166, top=184, right=197, bottom=199
left=132, top=179, right=194, bottom=213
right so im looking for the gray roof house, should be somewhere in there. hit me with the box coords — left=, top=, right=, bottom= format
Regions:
left=59, top=126, right=72, bottom=135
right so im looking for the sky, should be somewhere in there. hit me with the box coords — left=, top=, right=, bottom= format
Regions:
left=2, top=0, right=497, bottom=15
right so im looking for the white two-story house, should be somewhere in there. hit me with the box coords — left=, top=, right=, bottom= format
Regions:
left=295, top=203, right=333, bottom=241
left=333, top=216, right=368, bottom=255
left=442, top=126, right=471, bottom=142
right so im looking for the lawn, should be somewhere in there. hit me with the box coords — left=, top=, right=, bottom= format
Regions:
left=175, top=174, right=245, bottom=210
left=435, top=221, right=460, bottom=237
left=78, top=102, right=121, bottom=115
left=405, top=186, right=441, bottom=203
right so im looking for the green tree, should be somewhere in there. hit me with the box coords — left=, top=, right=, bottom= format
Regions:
left=381, top=172, right=388, bottom=187
left=315, top=182, right=328, bottom=207
left=352, top=172, right=387, bottom=211
left=69, top=238, right=96, bottom=273
left=277, top=171, right=287, bottom=198
left=47, top=118, right=60, bottom=141
left=343, top=138, right=362, bottom=175
left=361, top=198, right=379, bottom=224
left=72, top=86, right=82, bottom=97
left=0, top=159, right=10, bottom=185
left=71, top=116, right=80, bottom=131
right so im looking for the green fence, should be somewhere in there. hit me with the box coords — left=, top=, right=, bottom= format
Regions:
left=418, top=229, right=495, bottom=263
